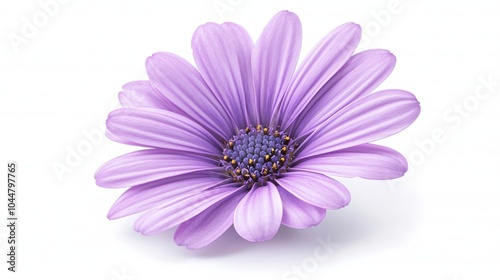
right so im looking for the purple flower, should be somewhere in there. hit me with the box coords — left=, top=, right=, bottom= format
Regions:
left=95, top=11, right=420, bottom=249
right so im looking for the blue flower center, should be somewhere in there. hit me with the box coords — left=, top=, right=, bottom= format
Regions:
left=221, top=125, right=297, bottom=188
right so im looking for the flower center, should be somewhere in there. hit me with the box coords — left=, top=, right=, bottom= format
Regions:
left=221, top=125, right=297, bottom=188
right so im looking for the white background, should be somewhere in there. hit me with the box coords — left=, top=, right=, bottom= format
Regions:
left=1, top=0, right=500, bottom=279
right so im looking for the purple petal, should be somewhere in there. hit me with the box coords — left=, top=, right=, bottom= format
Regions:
left=277, top=186, right=326, bottom=229
left=95, top=149, right=220, bottom=189
left=278, top=23, right=361, bottom=130
left=134, top=184, right=242, bottom=235
left=118, top=80, right=177, bottom=111
left=294, top=143, right=408, bottom=180
left=146, top=52, right=236, bottom=141
left=106, top=107, right=221, bottom=156
left=107, top=173, right=229, bottom=219
left=105, top=129, right=135, bottom=146
left=234, top=184, right=283, bottom=242
left=192, top=22, right=257, bottom=127
left=292, top=49, right=396, bottom=136
left=174, top=190, right=246, bottom=249
left=297, top=90, right=421, bottom=159
left=252, top=11, right=302, bottom=126
left=276, top=171, right=350, bottom=209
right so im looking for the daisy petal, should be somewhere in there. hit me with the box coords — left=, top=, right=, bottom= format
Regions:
left=277, top=186, right=326, bottom=229
left=146, top=52, right=235, bottom=141
left=105, top=129, right=135, bottom=146
left=293, top=49, right=396, bottom=136
left=297, top=89, right=420, bottom=159
left=107, top=173, right=229, bottom=219
left=276, top=171, right=350, bottom=209
left=252, top=10, right=302, bottom=126
left=279, top=23, right=361, bottom=129
left=95, top=149, right=220, bottom=189
left=192, top=22, right=257, bottom=127
left=174, top=191, right=246, bottom=249
left=106, top=107, right=221, bottom=156
left=118, top=80, right=177, bottom=111
left=294, top=143, right=408, bottom=180
left=234, top=184, right=283, bottom=242
left=134, top=184, right=242, bottom=235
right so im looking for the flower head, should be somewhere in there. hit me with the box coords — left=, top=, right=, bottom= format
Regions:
left=95, top=11, right=420, bottom=249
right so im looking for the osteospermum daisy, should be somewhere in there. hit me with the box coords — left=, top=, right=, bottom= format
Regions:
left=95, top=10, right=420, bottom=249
